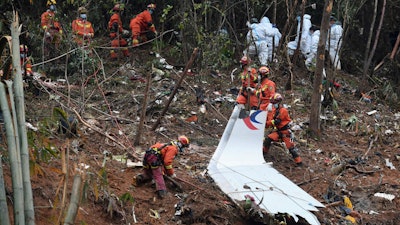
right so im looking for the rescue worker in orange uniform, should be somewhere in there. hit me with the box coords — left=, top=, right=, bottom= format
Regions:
left=72, top=7, right=94, bottom=47
left=236, top=56, right=259, bottom=109
left=129, top=3, right=157, bottom=46
left=255, top=66, right=275, bottom=111
left=135, top=135, right=190, bottom=198
left=20, top=45, right=33, bottom=77
left=263, top=93, right=302, bottom=165
left=40, top=0, right=63, bottom=49
left=108, top=4, right=130, bottom=59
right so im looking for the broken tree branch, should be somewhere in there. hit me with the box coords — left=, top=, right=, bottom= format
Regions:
left=151, top=48, right=199, bottom=131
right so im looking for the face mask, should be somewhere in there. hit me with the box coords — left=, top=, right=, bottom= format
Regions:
left=296, top=16, right=301, bottom=22
left=148, top=9, right=154, bottom=14
left=274, top=103, right=279, bottom=108
left=49, top=5, right=56, bottom=11
left=20, top=53, right=26, bottom=58
left=80, top=14, right=87, bottom=20
left=177, top=142, right=185, bottom=153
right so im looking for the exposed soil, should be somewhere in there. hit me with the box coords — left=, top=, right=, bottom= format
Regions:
left=1, top=45, right=400, bottom=225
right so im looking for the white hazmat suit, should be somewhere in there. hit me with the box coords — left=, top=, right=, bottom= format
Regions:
left=327, top=20, right=343, bottom=70
left=243, top=18, right=276, bottom=66
left=259, top=17, right=281, bottom=63
left=305, top=29, right=320, bottom=70
left=288, top=14, right=312, bottom=57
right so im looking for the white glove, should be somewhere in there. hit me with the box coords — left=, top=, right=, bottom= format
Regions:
left=170, top=173, right=177, bottom=178
left=246, top=21, right=251, bottom=28
left=122, top=29, right=130, bottom=35
left=45, top=32, right=51, bottom=37
left=267, top=103, right=273, bottom=112
left=246, top=87, right=255, bottom=93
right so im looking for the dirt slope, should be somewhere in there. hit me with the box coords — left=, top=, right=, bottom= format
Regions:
left=2, top=45, right=400, bottom=225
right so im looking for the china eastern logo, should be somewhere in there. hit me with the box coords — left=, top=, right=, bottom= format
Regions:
left=243, top=110, right=262, bottom=130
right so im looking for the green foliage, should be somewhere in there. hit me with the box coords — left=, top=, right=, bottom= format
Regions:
left=160, top=5, right=173, bottom=23
left=119, top=192, right=134, bottom=204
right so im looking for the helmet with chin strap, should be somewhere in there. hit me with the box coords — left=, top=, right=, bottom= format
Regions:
left=178, top=135, right=190, bottom=147
left=270, top=93, right=283, bottom=104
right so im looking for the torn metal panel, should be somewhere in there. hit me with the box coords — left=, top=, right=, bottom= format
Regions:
left=208, top=106, right=324, bottom=225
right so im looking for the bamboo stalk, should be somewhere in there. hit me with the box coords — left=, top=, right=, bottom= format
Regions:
left=0, top=82, right=25, bottom=224
left=11, top=11, right=35, bottom=224
left=63, top=174, right=82, bottom=225
left=0, top=155, right=11, bottom=225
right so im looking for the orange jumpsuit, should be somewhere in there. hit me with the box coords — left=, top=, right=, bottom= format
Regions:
left=264, top=106, right=302, bottom=164
left=139, top=142, right=179, bottom=192
left=129, top=10, right=156, bottom=45
left=108, top=12, right=129, bottom=58
left=40, top=10, right=63, bottom=46
left=257, top=78, right=276, bottom=110
left=21, top=57, right=33, bottom=77
left=72, top=18, right=94, bottom=46
left=236, top=67, right=259, bottom=108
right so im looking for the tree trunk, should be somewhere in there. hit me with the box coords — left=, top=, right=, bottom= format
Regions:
left=309, top=0, right=333, bottom=136
left=134, top=72, right=152, bottom=146
left=362, top=0, right=378, bottom=78
left=11, top=11, right=35, bottom=224
left=366, top=0, right=386, bottom=72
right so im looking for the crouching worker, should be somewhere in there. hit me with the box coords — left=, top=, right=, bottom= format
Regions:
left=263, top=93, right=302, bottom=165
left=134, top=135, right=190, bottom=198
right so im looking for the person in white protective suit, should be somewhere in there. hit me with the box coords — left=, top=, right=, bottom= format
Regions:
left=288, top=14, right=312, bottom=57
left=305, top=25, right=320, bottom=71
left=259, top=17, right=281, bottom=63
left=243, top=18, right=276, bottom=66
left=326, top=16, right=343, bottom=70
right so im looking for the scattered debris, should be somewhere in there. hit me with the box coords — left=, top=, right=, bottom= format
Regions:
left=373, top=193, right=396, bottom=201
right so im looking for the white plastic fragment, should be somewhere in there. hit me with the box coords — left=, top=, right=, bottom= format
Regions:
left=385, top=158, right=396, bottom=170
left=26, top=122, right=38, bottom=131
left=373, top=193, right=395, bottom=201
left=367, top=110, right=377, bottom=115
left=384, top=129, right=394, bottom=135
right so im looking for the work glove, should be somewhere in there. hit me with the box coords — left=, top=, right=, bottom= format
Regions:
left=170, top=173, right=177, bottom=178
left=45, top=32, right=51, bottom=37
left=271, top=118, right=281, bottom=126
left=246, top=87, right=255, bottom=93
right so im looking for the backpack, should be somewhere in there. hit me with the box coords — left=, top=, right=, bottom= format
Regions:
left=143, top=143, right=170, bottom=167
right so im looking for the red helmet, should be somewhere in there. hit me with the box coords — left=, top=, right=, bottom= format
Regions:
left=240, top=56, right=250, bottom=65
left=258, top=66, right=270, bottom=76
left=178, top=135, right=190, bottom=147
left=20, top=45, right=28, bottom=53
left=147, top=3, right=156, bottom=10
left=270, top=93, right=283, bottom=104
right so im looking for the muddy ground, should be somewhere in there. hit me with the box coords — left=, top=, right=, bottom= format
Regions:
left=2, top=46, right=400, bottom=225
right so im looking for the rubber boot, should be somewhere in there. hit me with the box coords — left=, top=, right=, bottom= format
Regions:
left=157, top=190, right=167, bottom=199
left=110, top=50, right=117, bottom=59
left=289, top=147, right=302, bottom=165
left=134, top=174, right=144, bottom=186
